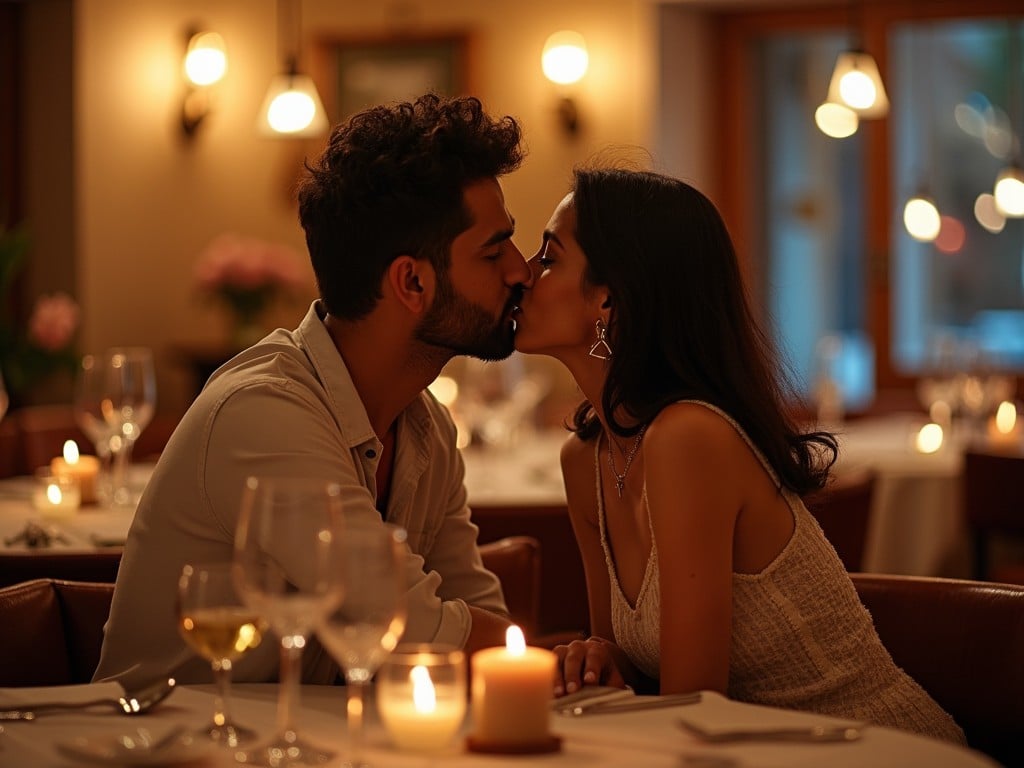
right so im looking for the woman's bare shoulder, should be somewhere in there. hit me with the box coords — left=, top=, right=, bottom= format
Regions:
left=646, top=401, right=740, bottom=454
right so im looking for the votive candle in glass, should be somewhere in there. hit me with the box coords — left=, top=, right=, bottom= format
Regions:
left=377, top=645, right=466, bottom=752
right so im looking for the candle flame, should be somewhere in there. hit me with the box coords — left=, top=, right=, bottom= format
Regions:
left=63, top=440, right=80, bottom=465
left=915, top=423, right=943, bottom=454
left=505, top=625, right=526, bottom=655
left=47, top=483, right=63, bottom=504
left=995, top=401, right=1017, bottom=434
left=411, top=665, right=436, bottom=713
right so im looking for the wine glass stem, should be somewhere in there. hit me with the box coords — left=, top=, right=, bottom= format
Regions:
left=110, top=436, right=134, bottom=505
left=346, top=680, right=366, bottom=767
left=277, top=639, right=303, bottom=741
left=211, top=659, right=231, bottom=727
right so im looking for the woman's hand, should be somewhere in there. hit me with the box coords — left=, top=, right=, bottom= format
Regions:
left=552, top=635, right=628, bottom=696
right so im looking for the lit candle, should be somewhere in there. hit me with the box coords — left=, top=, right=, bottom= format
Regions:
left=469, top=625, right=558, bottom=752
left=32, top=472, right=81, bottom=517
left=986, top=401, right=1021, bottom=447
left=377, top=646, right=467, bottom=752
left=50, top=440, right=100, bottom=504
left=914, top=422, right=944, bottom=454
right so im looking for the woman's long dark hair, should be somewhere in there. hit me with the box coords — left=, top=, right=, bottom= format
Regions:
left=569, top=168, right=836, bottom=494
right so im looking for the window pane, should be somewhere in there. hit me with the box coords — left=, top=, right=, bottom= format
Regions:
left=756, top=34, right=873, bottom=408
left=891, top=21, right=1024, bottom=373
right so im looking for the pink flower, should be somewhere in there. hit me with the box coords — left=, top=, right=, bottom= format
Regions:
left=194, top=233, right=307, bottom=293
left=28, top=292, right=79, bottom=351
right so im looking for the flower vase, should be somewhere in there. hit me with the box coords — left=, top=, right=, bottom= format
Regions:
left=230, top=314, right=266, bottom=350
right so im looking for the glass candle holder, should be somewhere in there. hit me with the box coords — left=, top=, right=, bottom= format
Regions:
left=377, top=644, right=466, bottom=752
left=32, top=470, right=81, bottom=517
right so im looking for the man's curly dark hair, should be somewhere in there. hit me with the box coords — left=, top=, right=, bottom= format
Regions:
left=297, top=93, right=524, bottom=321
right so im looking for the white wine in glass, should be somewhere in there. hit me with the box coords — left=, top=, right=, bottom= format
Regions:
left=316, top=522, right=408, bottom=768
left=178, top=562, right=264, bottom=747
left=233, top=476, right=345, bottom=767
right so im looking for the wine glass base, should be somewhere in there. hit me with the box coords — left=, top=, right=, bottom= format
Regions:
left=197, top=720, right=258, bottom=748
left=232, top=734, right=334, bottom=766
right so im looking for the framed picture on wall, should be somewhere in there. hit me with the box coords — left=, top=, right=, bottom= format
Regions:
left=314, top=33, right=472, bottom=123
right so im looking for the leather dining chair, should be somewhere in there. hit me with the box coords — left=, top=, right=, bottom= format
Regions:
left=962, top=448, right=1024, bottom=585
left=803, top=468, right=876, bottom=571
left=851, top=573, right=1024, bottom=766
left=0, top=578, right=115, bottom=686
left=0, top=549, right=123, bottom=589
left=478, top=536, right=541, bottom=642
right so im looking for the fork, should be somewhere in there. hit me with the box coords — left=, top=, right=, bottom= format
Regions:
left=559, top=691, right=702, bottom=716
left=677, top=718, right=863, bottom=743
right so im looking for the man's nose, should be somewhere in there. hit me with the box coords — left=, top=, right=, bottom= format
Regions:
left=508, top=243, right=533, bottom=287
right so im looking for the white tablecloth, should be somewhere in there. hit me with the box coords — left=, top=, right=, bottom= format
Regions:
left=0, top=682, right=997, bottom=767
left=832, top=414, right=969, bottom=577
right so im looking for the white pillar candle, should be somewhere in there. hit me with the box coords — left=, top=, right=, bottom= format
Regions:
left=470, top=625, right=557, bottom=750
left=50, top=440, right=100, bottom=504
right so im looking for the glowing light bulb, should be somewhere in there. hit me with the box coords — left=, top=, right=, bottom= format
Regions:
left=839, top=69, right=877, bottom=110
left=184, top=32, right=227, bottom=86
left=542, top=31, right=589, bottom=85
left=903, top=196, right=941, bottom=241
left=815, top=102, right=858, bottom=138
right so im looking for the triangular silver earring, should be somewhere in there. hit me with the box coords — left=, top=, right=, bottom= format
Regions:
left=588, top=319, right=612, bottom=360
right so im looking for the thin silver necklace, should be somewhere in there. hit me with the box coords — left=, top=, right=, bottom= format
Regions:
left=606, top=425, right=648, bottom=498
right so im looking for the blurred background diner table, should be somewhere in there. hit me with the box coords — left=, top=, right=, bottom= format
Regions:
left=0, top=682, right=999, bottom=767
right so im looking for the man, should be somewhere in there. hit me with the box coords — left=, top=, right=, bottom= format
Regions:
left=95, top=94, right=529, bottom=685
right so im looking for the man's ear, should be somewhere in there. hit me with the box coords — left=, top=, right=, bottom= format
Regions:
left=387, top=255, right=433, bottom=313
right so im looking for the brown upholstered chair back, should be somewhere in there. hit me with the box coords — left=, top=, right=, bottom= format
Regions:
left=473, top=504, right=589, bottom=638
left=804, top=468, right=875, bottom=571
left=963, top=448, right=1024, bottom=583
left=0, top=549, right=123, bottom=589
left=0, top=578, right=114, bottom=686
left=851, top=573, right=1024, bottom=766
left=478, top=536, right=541, bottom=641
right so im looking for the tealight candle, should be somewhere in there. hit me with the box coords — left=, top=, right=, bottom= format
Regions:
left=377, top=645, right=466, bottom=752
left=50, top=440, right=100, bottom=504
left=986, top=401, right=1021, bottom=448
left=468, top=625, right=560, bottom=753
left=32, top=471, right=81, bottom=517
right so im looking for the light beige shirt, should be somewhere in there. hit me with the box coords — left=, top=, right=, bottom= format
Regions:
left=94, top=301, right=506, bottom=686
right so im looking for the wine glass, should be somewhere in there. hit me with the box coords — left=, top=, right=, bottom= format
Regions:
left=73, top=354, right=116, bottom=502
left=177, top=562, right=264, bottom=747
left=316, top=522, right=408, bottom=768
left=100, top=347, right=156, bottom=506
left=232, top=476, right=346, bottom=767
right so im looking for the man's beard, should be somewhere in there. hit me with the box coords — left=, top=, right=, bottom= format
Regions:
left=415, top=272, right=522, bottom=362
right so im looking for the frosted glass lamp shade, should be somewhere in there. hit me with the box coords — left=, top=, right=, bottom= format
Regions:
left=258, top=72, right=328, bottom=137
left=826, top=51, right=889, bottom=119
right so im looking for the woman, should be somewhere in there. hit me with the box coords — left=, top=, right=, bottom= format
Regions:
left=513, top=167, right=963, bottom=743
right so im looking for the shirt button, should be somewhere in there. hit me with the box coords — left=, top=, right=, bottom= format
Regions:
left=365, top=449, right=377, bottom=459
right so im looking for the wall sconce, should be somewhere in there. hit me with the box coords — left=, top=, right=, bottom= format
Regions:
left=181, top=30, right=227, bottom=137
left=541, top=30, right=589, bottom=136
left=258, top=0, right=327, bottom=138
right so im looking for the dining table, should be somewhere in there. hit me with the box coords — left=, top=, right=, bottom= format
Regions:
left=0, top=681, right=998, bottom=767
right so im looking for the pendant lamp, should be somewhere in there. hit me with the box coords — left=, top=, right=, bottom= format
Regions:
left=258, top=0, right=327, bottom=138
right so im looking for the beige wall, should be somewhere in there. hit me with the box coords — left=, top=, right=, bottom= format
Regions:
left=57, top=0, right=709, bottom=414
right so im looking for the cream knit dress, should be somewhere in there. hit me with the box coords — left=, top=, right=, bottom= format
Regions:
left=597, top=400, right=965, bottom=744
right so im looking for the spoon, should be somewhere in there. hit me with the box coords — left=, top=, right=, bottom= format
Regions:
left=0, top=676, right=176, bottom=721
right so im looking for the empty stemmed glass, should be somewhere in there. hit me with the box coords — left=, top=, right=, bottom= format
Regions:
left=177, top=562, right=265, bottom=747
left=101, top=347, right=156, bottom=505
left=73, top=354, right=115, bottom=502
left=232, top=476, right=346, bottom=767
left=316, top=522, right=408, bottom=768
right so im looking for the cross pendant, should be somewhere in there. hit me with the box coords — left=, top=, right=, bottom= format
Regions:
left=615, top=479, right=625, bottom=498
